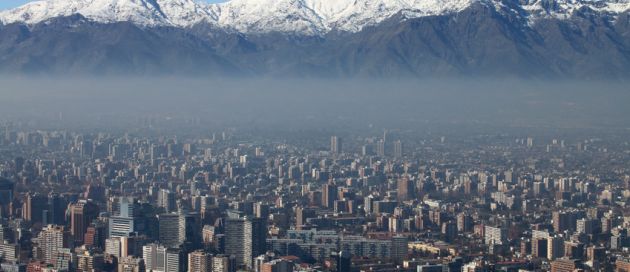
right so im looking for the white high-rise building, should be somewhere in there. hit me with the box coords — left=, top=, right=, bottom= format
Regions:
left=38, top=225, right=69, bottom=264
left=143, top=243, right=167, bottom=272
left=225, top=217, right=253, bottom=269
left=105, top=237, right=122, bottom=258
left=330, top=136, right=342, bottom=154
left=165, top=249, right=181, bottom=272
left=109, top=197, right=135, bottom=238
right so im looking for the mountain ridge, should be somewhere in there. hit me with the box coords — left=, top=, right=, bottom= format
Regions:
left=1, top=0, right=630, bottom=78
left=2, top=0, right=630, bottom=35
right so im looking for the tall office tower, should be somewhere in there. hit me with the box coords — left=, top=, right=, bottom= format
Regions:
left=251, top=217, right=268, bottom=259
left=188, top=250, right=213, bottom=272
left=118, top=256, right=146, bottom=272
left=23, top=193, right=48, bottom=225
left=0, top=178, right=14, bottom=217
left=397, top=177, right=415, bottom=202
left=330, top=136, right=342, bottom=154
left=391, top=236, right=408, bottom=264
left=212, top=255, right=236, bottom=272
left=158, top=189, right=177, bottom=212
left=393, top=140, right=403, bottom=158
left=179, top=212, right=202, bottom=248
left=47, top=193, right=68, bottom=225
left=322, top=183, right=338, bottom=209
left=376, top=139, right=386, bottom=157
left=70, top=200, right=100, bottom=246
left=143, top=243, right=166, bottom=272
left=110, top=197, right=136, bottom=238
left=158, top=213, right=182, bottom=248
left=38, top=225, right=71, bottom=264
left=225, top=217, right=253, bottom=269
left=165, top=248, right=182, bottom=272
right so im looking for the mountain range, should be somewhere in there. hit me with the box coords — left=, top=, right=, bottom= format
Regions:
left=1, top=0, right=630, bottom=77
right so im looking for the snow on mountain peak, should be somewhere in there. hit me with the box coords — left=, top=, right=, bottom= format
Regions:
left=1, top=0, right=630, bottom=34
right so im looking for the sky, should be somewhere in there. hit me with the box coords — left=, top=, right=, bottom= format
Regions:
left=0, top=0, right=226, bottom=10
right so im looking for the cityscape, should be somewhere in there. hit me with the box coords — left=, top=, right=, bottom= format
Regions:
left=1, top=0, right=630, bottom=271
left=0, top=119, right=628, bottom=272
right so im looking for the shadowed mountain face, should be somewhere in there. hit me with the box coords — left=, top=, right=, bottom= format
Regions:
left=1, top=3, right=630, bottom=78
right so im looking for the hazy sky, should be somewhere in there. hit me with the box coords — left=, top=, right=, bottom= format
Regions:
left=0, top=0, right=227, bottom=10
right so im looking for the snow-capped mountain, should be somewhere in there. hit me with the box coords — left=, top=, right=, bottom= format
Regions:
left=2, top=0, right=630, bottom=35
left=1, top=0, right=630, bottom=77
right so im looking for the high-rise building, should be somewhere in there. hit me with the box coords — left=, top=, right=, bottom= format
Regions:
left=76, top=248, right=104, bottom=272
left=295, top=207, right=316, bottom=230
left=322, top=183, right=338, bottom=209
left=397, top=177, right=414, bottom=202
left=393, top=140, right=403, bottom=158
left=254, top=203, right=270, bottom=219
left=457, top=213, right=473, bottom=233
left=70, top=200, right=100, bottom=246
left=47, top=193, right=68, bottom=226
left=225, top=217, right=253, bottom=269
left=110, top=197, right=136, bottom=238
left=23, top=193, right=48, bottom=225
left=158, top=213, right=182, bottom=248
left=212, top=255, right=236, bottom=272
left=85, top=220, right=107, bottom=250
left=531, top=237, right=548, bottom=258
left=330, top=136, right=342, bottom=154
left=332, top=251, right=351, bottom=272
left=484, top=226, right=507, bottom=245
left=376, top=139, right=386, bottom=157
left=547, top=236, right=564, bottom=260
left=37, top=225, right=71, bottom=264
left=143, top=243, right=166, bottom=272
left=165, top=248, right=182, bottom=272
left=54, top=248, right=75, bottom=272
left=251, top=217, right=268, bottom=259
left=180, top=212, right=202, bottom=248
left=0, top=178, right=14, bottom=217
left=391, top=236, right=408, bottom=264
left=553, top=211, right=577, bottom=233
left=188, top=250, right=212, bottom=272
left=118, top=256, right=146, bottom=272
left=550, top=258, right=581, bottom=272
left=106, top=237, right=123, bottom=259
left=158, top=189, right=177, bottom=213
